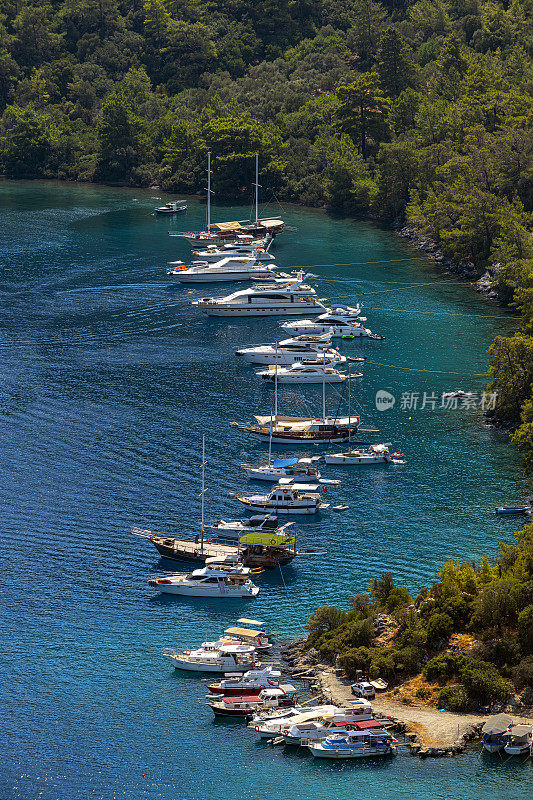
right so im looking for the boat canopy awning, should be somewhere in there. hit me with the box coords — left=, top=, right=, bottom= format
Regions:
left=481, top=713, right=513, bottom=735
left=237, top=618, right=265, bottom=627
left=249, top=514, right=278, bottom=525
left=212, top=221, right=243, bottom=231
left=239, top=532, right=296, bottom=547
left=508, top=724, right=532, bottom=737
left=258, top=219, right=283, bottom=229
left=224, top=626, right=265, bottom=638
left=354, top=719, right=385, bottom=731
left=272, top=458, right=298, bottom=468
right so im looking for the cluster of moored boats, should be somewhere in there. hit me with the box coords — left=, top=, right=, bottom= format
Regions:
left=482, top=713, right=533, bottom=757
left=164, top=621, right=397, bottom=759
left=136, top=171, right=407, bottom=599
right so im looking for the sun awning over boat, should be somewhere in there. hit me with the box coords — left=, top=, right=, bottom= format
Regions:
left=239, top=532, right=296, bottom=547
left=254, top=414, right=357, bottom=426
left=481, top=714, right=513, bottom=735
left=507, top=724, right=532, bottom=737
left=258, top=219, right=283, bottom=229
left=354, top=719, right=386, bottom=730
left=224, top=626, right=265, bottom=638
left=272, top=458, right=298, bottom=468
left=211, top=221, right=243, bottom=230
left=236, top=618, right=265, bottom=627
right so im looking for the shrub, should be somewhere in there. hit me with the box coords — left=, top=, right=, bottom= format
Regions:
left=345, top=618, right=374, bottom=648
left=370, top=572, right=395, bottom=603
left=416, top=686, right=431, bottom=700
left=518, top=604, right=533, bottom=654
left=459, top=660, right=512, bottom=704
left=514, top=655, right=533, bottom=689
left=426, top=612, right=454, bottom=646
left=369, top=651, right=397, bottom=680
left=337, top=647, right=372, bottom=679
left=306, top=606, right=347, bottom=643
left=386, top=587, right=412, bottom=613
left=437, top=685, right=468, bottom=711
left=424, top=652, right=465, bottom=681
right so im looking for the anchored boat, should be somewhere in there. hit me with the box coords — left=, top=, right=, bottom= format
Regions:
left=234, top=481, right=328, bottom=515
left=164, top=640, right=258, bottom=673
left=192, top=272, right=325, bottom=317
left=147, top=564, right=259, bottom=598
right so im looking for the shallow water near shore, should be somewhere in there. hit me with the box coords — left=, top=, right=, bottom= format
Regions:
left=1, top=180, right=532, bottom=799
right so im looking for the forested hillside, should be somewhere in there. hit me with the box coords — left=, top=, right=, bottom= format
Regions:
left=3, top=0, right=533, bottom=460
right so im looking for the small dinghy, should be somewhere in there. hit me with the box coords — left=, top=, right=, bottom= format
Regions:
left=332, top=504, right=348, bottom=511
left=495, top=506, right=530, bottom=515
left=155, top=200, right=187, bottom=214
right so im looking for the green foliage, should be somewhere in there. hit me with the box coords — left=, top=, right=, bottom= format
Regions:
left=425, top=652, right=512, bottom=703
left=426, top=612, right=453, bottom=645
left=437, top=684, right=468, bottom=710
left=518, top=604, right=533, bottom=653
left=514, top=654, right=533, bottom=689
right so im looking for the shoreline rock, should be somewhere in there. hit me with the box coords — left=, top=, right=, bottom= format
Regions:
left=396, top=226, right=502, bottom=302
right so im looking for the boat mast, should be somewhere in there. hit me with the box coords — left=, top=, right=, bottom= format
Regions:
left=322, top=359, right=326, bottom=421
left=348, top=369, right=352, bottom=453
left=207, top=152, right=211, bottom=232
left=254, top=152, right=259, bottom=225
left=200, top=434, right=206, bottom=553
left=269, top=341, right=278, bottom=467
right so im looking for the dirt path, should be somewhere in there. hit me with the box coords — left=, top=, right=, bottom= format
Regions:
left=317, top=668, right=533, bottom=747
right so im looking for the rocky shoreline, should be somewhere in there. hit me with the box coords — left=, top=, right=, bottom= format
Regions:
left=280, top=640, right=496, bottom=758
left=396, top=226, right=502, bottom=301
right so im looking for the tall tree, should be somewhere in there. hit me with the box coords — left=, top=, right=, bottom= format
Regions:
left=376, top=27, right=417, bottom=97
left=336, top=72, right=389, bottom=158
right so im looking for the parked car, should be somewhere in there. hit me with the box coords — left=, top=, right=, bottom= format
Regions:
left=351, top=681, right=376, bottom=700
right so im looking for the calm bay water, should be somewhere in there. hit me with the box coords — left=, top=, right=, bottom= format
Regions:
left=1, top=180, right=531, bottom=799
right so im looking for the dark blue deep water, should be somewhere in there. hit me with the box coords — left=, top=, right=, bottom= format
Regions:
left=1, top=181, right=532, bottom=799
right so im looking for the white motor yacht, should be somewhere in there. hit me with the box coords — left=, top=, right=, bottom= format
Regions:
left=257, top=362, right=351, bottom=383
left=244, top=456, right=321, bottom=482
left=503, top=724, right=533, bottom=755
left=192, top=272, right=326, bottom=316
left=281, top=312, right=383, bottom=339
left=167, top=255, right=277, bottom=282
left=234, top=481, right=328, bottom=514
left=236, top=334, right=341, bottom=364
left=164, top=640, right=258, bottom=672
left=207, top=666, right=282, bottom=696
left=148, top=565, right=259, bottom=597
left=325, top=443, right=394, bottom=465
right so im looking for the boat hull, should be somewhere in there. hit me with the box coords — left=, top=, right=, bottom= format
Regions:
left=308, top=745, right=395, bottom=758
left=151, top=583, right=259, bottom=597
left=244, top=467, right=319, bottom=481
left=174, top=270, right=274, bottom=283
left=260, top=373, right=345, bottom=384
left=170, top=657, right=253, bottom=673
left=238, top=501, right=322, bottom=515
left=197, top=304, right=325, bottom=317
left=324, top=453, right=390, bottom=465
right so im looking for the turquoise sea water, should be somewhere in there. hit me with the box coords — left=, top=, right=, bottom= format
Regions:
left=1, top=180, right=531, bottom=799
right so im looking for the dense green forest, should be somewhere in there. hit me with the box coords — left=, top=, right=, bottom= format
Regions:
left=305, top=522, right=533, bottom=707
left=2, top=0, right=533, bottom=457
